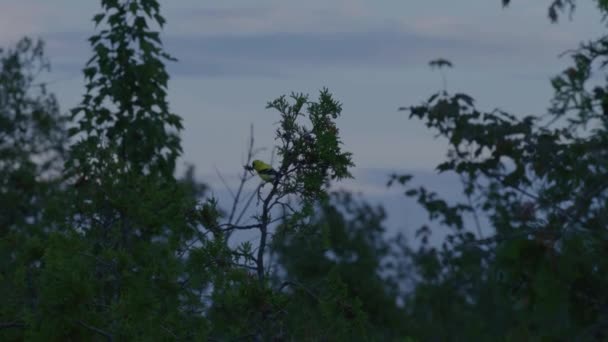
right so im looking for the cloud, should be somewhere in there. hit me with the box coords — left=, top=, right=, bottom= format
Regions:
left=40, top=31, right=90, bottom=75
left=39, top=25, right=517, bottom=79
left=0, top=1, right=97, bottom=47
left=2, top=1, right=604, bottom=81
left=14, top=1, right=592, bottom=80
left=14, top=0, right=592, bottom=78
left=165, top=2, right=373, bottom=36
left=404, top=13, right=583, bottom=49
left=0, top=3, right=54, bottom=44
left=164, top=28, right=520, bottom=78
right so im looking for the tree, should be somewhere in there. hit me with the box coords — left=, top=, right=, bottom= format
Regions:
left=0, top=1, right=212, bottom=339
left=0, top=37, right=67, bottom=341
left=0, top=0, right=357, bottom=339
left=393, top=1, right=608, bottom=339
left=204, top=90, right=354, bottom=340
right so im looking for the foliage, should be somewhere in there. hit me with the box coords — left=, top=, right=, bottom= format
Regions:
left=2, top=0, right=608, bottom=340
left=0, top=37, right=66, bottom=341
left=204, top=90, right=354, bottom=340
left=69, top=0, right=181, bottom=178
left=271, top=191, right=412, bottom=340
left=0, top=37, right=65, bottom=230
left=391, top=2, right=608, bottom=339
left=2, top=1, right=210, bottom=340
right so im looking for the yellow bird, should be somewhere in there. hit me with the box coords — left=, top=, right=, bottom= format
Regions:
left=251, top=160, right=280, bottom=182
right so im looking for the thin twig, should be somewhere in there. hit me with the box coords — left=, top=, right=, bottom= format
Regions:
left=257, top=180, right=281, bottom=286
left=456, top=230, right=533, bottom=250
left=0, top=321, right=25, bottom=329
left=228, top=125, right=256, bottom=226
left=269, top=196, right=296, bottom=214
left=176, top=237, right=201, bottom=259
left=232, top=250, right=258, bottom=264
left=459, top=173, right=484, bottom=239
left=222, top=214, right=287, bottom=232
left=214, top=166, right=235, bottom=200
left=77, top=320, right=113, bottom=341
left=233, top=263, right=259, bottom=271
left=160, top=325, right=179, bottom=339
left=279, top=281, right=320, bottom=301
left=234, top=185, right=261, bottom=227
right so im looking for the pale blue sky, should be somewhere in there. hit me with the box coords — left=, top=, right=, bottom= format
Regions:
left=1, top=0, right=604, bottom=239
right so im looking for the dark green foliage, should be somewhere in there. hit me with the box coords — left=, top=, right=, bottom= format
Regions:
left=46, top=0, right=210, bottom=338
left=1, top=2, right=358, bottom=340
left=271, top=192, right=411, bottom=340
left=1, top=1, right=210, bottom=340
left=0, top=37, right=66, bottom=341
left=395, top=89, right=608, bottom=338
left=390, top=3, right=608, bottom=338
left=0, top=37, right=65, bottom=230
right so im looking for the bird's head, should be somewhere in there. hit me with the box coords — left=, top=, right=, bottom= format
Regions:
left=252, top=160, right=264, bottom=169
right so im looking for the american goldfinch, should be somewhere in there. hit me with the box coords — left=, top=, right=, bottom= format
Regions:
left=251, top=160, right=280, bottom=182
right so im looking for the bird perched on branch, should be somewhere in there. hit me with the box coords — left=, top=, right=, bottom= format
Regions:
left=250, top=160, right=280, bottom=182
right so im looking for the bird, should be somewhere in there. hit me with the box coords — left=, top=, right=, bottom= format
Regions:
left=251, top=160, right=280, bottom=182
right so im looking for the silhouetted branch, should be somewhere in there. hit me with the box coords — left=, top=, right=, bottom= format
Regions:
left=77, top=320, right=113, bottom=341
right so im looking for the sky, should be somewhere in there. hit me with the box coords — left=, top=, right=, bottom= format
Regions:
left=1, top=0, right=605, bottom=241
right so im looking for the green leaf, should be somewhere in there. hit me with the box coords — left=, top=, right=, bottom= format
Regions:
left=93, top=13, right=105, bottom=25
